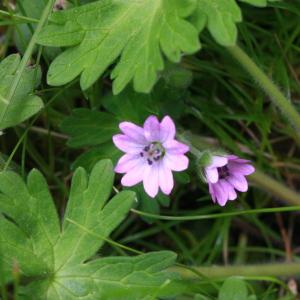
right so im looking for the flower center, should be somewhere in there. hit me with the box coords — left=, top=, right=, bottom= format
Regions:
left=140, top=142, right=165, bottom=165
left=217, top=166, right=230, bottom=179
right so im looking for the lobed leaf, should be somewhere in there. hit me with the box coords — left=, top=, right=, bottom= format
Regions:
left=0, top=160, right=177, bottom=299
left=36, top=0, right=279, bottom=94
left=60, top=109, right=119, bottom=148
left=0, top=54, right=44, bottom=130
left=191, top=0, right=278, bottom=46
left=37, top=0, right=200, bottom=94
left=0, top=169, right=60, bottom=272
left=218, top=277, right=248, bottom=300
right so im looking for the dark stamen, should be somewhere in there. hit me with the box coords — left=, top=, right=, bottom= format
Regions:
left=217, top=166, right=229, bottom=179
left=144, top=146, right=150, bottom=152
left=147, top=159, right=153, bottom=165
left=140, top=152, right=144, bottom=157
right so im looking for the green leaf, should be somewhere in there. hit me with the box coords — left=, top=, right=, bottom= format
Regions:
left=103, top=89, right=156, bottom=124
left=60, top=109, right=119, bottom=148
left=239, top=0, right=268, bottom=7
left=192, top=0, right=242, bottom=46
left=0, top=54, right=44, bottom=130
left=0, top=160, right=178, bottom=299
left=61, top=85, right=187, bottom=172
left=15, top=0, right=60, bottom=60
left=0, top=169, right=60, bottom=273
left=191, top=0, right=278, bottom=46
left=71, top=143, right=121, bottom=172
left=37, top=0, right=200, bottom=94
left=218, top=277, right=248, bottom=300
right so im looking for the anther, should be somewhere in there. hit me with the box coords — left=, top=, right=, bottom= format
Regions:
left=147, top=159, right=153, bottom=165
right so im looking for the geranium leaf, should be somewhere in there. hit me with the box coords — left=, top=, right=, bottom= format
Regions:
left=218, top=277, right=248, bottom=300
left=0, top=169, right=60, bottom=273
left=60, top=109, right=119, bottom=148
left=0, top=160, right=178, bottom=299
left=0, top=54, right=44, bottom=130
left=239, top=0, right=269, bottom=7
left=191, top=0, right=278, bottom=46
left=37, top=0, right=200, bottom=94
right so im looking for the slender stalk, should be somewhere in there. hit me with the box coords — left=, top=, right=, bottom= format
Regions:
left=227, top=45, right=300, bottom=135
left=131, top=206, right=300, bottom=221
left=172, top=262, right=300, bottom=279
left=0, top=9, right=39, bottom=23
left=0, top=0, right=55, bottom=127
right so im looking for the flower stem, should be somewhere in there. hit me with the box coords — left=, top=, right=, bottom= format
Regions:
left=131, top=205, right=300, bottom=221
left=172, top=262, right=300, bottom=279
left=227, top=45, right=300, bottom=135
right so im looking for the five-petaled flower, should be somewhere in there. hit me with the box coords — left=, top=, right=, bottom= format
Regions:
left=113, top=115, right=189, bottom=198
left=205, top=155, right=255, bottom=206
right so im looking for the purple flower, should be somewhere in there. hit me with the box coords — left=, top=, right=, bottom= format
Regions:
left=113, top=115, right=189, bottom=198
left=205, top=155, right=255, bottom=206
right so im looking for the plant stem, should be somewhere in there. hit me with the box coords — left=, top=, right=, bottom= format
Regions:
left=172, top=262, right=300, bottom=279
left=227, top=45, right=300, bottom=135
left=250, top=170, right=300, bottom=206
left=131, top=205, right=300, bottom=221
left=0, top=9, right=39, bottom=23
left=0, top=0, right=55, bottom=128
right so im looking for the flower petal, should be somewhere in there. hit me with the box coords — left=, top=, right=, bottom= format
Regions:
left=228, top=162, right=255, bottom=176
left=208, top=183, right=216, bottom=203
left=160, top=115, right=175, bottom=142
left=143, top=165, right=159, bottom=198
left=113, top=134, right=144, bottom=154
left=227, top=174, right=248, bottom=192
left=205, top=167, right=219, bottom=183
left=121, top=162, right=146, bottom=186
left=143, top=115, right=160, bottom=142
left=228, top=155, right=250, bottom=164
left=213, top=182, right=228, bottom=206
left=164, top=153, right=189, bottom=171
left=115, top=154, right=141, bottom=173
left=227, top=184, right=237, bottom=201
left=119, top=122, right=147, bottom=144
left=208, top=156, right=228, bottom=169
left=163, top=139, right=189, bottom=154
left=158, top=161, right=174, bottom=195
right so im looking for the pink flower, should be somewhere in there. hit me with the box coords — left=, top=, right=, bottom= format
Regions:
left=205, top=155, right=255, bottom=206
left=113, top=116, right=189, bottom=198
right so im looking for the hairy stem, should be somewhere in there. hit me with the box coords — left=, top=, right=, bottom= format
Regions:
left=173, top=262, right=300, bottom=279
left=227, top=45, right=300, bottom=136
left=250, top=170, right=300, bottom=206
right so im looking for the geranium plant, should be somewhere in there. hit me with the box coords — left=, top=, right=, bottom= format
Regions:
left=1, top=0, right=300, bottom=299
